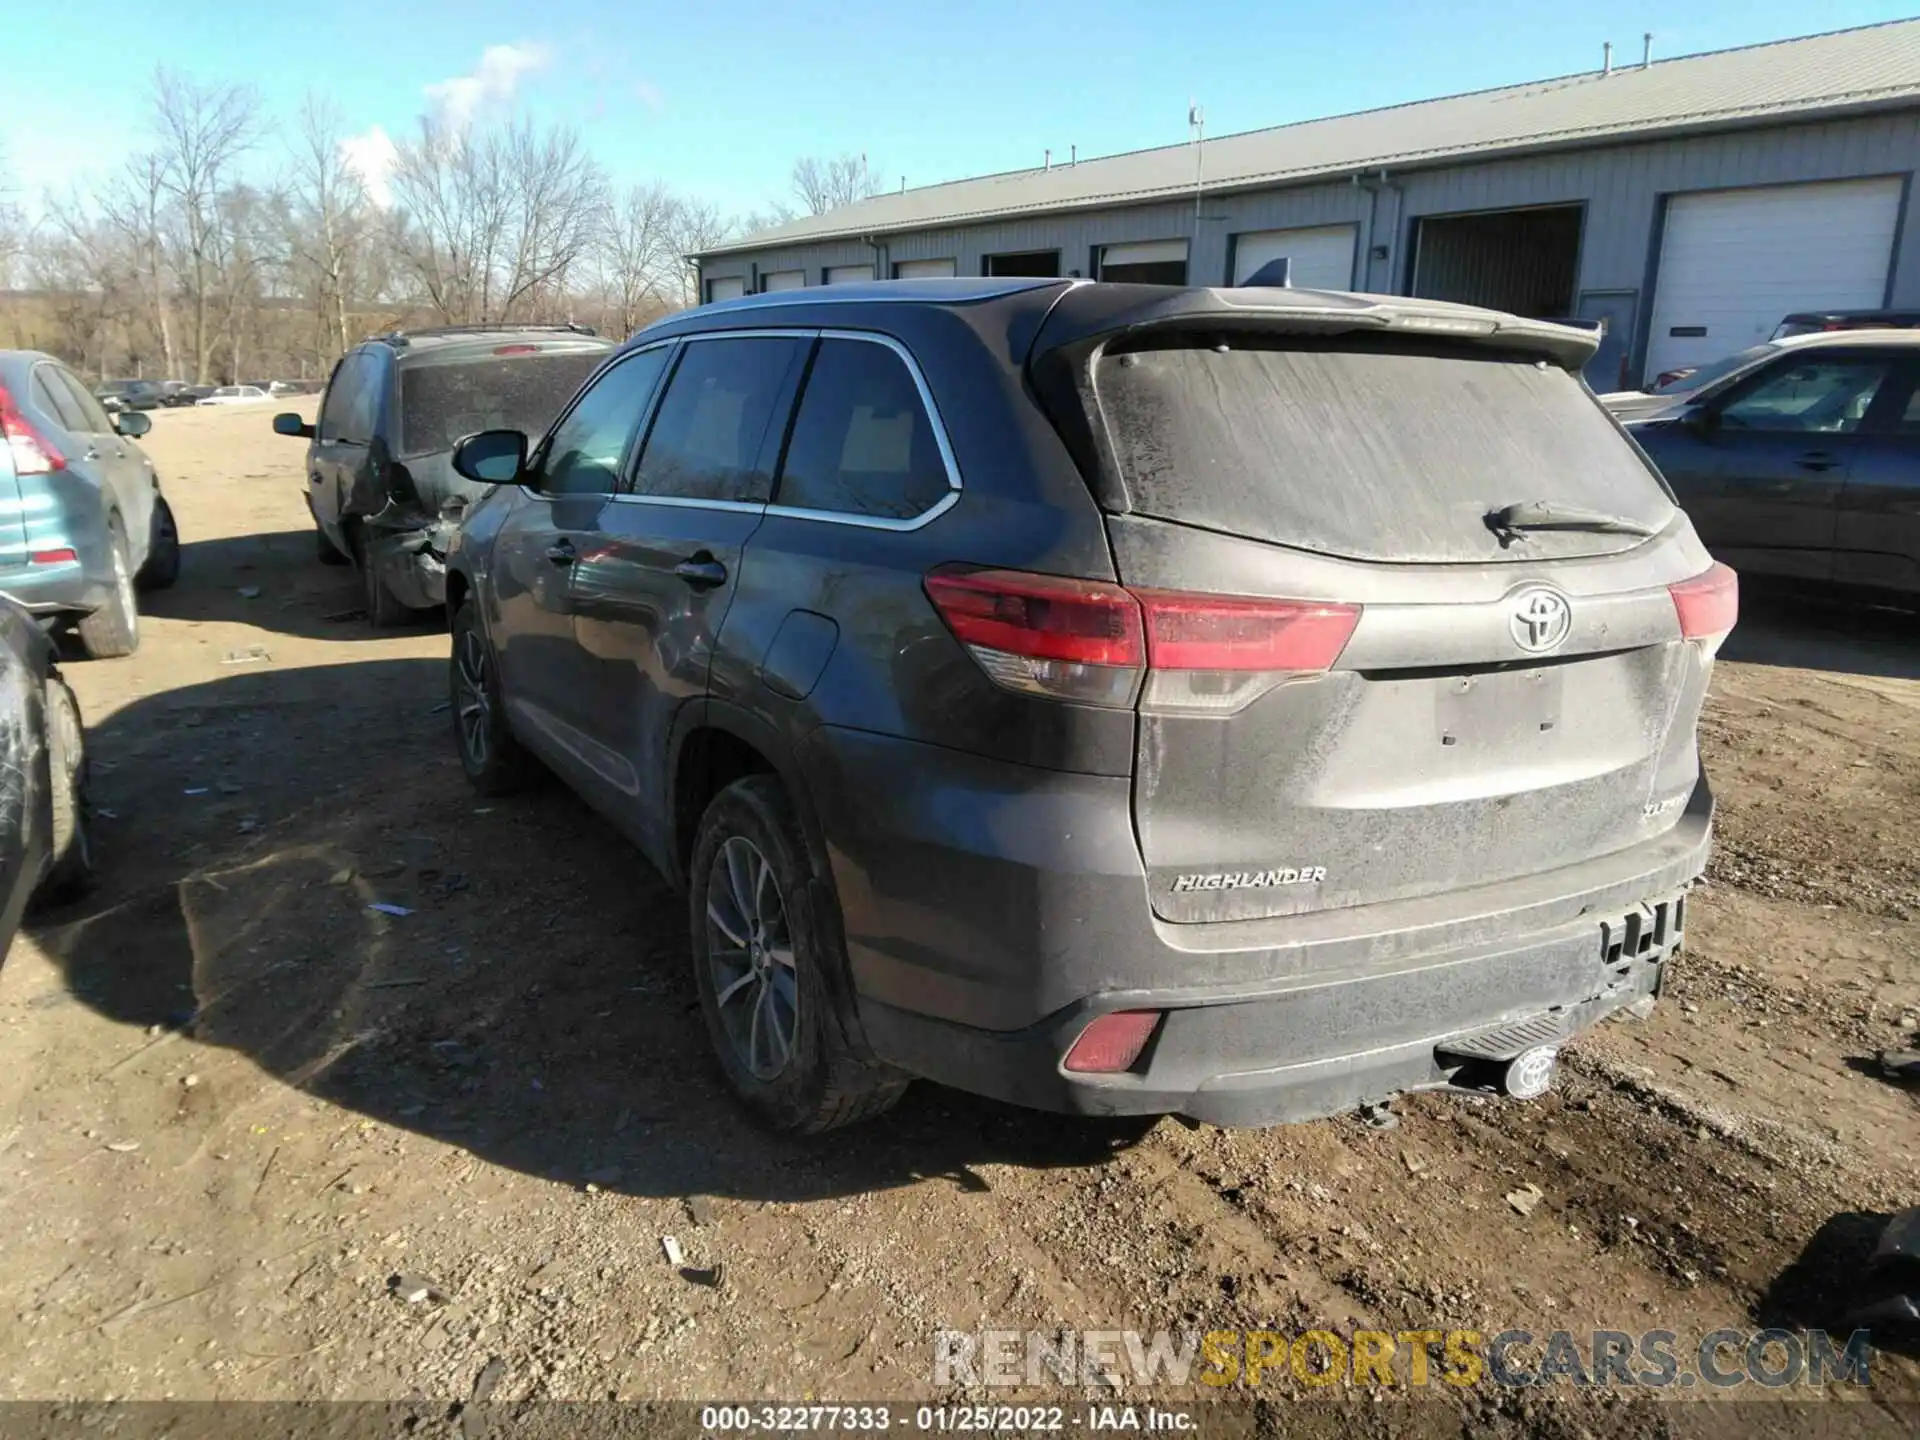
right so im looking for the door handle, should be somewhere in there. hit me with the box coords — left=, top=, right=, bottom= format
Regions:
left=545, top=540, right=577, bottom=564
left=673, top=556, right=728, bottom=588
left=1795, top=452, right=1839, bottom=472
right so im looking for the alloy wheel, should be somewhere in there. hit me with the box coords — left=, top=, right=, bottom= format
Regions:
left=453, top=627, right=492, bottom=769
left=705, top=835, right=799, bottom=1081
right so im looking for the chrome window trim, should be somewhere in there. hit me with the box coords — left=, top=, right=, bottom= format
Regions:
left=529, top=326, right=967, bottom=532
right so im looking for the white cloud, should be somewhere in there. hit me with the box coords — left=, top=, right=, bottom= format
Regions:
left=423, top=42, right=552, bottom=130
left=339, top=124, right=399, bottom=208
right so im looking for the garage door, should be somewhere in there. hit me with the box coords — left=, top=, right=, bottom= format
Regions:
left=895, top=258, right=957, bottom=279
left=825, top=264, right=874, bottom=285
left=1098, top=239, right=1188, bottom=284
left=1645, top=177, right=1903, bottom=380
left=1232, top=224, right=1357, bottom=290
left=706, top=276, right=747, bottom=303
left=762, top=270, right=804, bottom=291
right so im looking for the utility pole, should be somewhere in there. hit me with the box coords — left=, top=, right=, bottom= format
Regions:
left=1189, top=101, right=1206, bottom=237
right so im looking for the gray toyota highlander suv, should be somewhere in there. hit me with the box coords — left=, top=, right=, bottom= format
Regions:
left=442, top=279, right=1735, bottom=1133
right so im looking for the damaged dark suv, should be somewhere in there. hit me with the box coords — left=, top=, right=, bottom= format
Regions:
left=443, top=279, right=1735, bottom=1134
left=274, top=326, right=613, bottom=625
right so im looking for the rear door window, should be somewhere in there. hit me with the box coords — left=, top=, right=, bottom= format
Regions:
left=1091, top=335, right=1675, bottom=563
left=774, top=337, right=953, bottom=520
left=318, top=356, right=366, bottom=444
left=631, top=336, right=807, bottom=504
left=53, top=369, right=115, bottom=433
left=31, top=367, right=88, bottom=434
left=1715, top=357, right=1897, bottom=434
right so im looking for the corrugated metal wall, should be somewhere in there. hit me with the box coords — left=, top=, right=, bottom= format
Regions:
left=699, top=110, right=1920, bottom=383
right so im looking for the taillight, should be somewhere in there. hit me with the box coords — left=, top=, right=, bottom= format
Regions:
left=1669, top=562, right=1738, bottom=652
left=493, top=344, right=539, bottom=355
left=924, top=566, right=1359, bottom=715
left=922, top=567, right=1145, bottom=707
left=29, top=549, right=77, bottom=565
left=1135, top=590, right=1359, bottom=713
left=1063, top=1011, right=1161, bottom=1074
left=0, top=386, right=65, bottom=476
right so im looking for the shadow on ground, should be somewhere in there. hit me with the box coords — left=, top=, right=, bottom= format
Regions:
left=1721, top=584, right=1919, bottom=682
left=27, top=659, right=1148, bottom=1206
left=134, top=530, right=445, bottom=643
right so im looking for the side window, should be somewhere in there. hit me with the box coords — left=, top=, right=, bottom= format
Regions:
left=630, top=336, right=806, bottom=503
left=318, top=355, right=364, bottom=444
left=54, top=369, right=115, bottom=434
left=347, top=356, right=383, bottom=443
left=1717, top=358, right=1894, bottom=434
left=31, top=367, right=88, bottom=434
left=774, top=338, right=952, bottom=519
left=531, top=347, right=671, bottom=497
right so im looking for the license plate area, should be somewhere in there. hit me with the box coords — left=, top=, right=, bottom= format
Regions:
left=1433, top=666, right=1564, bottom=750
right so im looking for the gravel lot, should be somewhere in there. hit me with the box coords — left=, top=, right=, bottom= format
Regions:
left=1, top=401, right=1915, bottom=1433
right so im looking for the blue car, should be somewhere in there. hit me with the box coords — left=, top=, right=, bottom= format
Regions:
left=0, top=350, right=182, bottom=658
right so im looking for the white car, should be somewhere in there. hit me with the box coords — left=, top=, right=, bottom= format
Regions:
left=196, top=385, right=270, bottom=406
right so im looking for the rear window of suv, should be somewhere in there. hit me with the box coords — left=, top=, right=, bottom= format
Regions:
left=1091, top=335, right=1674, bottom=563
left=398, top=346, right=608, bottom=458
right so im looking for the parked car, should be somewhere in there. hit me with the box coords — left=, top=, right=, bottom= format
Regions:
left=93, top=380, right=167, bottom=412
left=157, top=381, right=199, bottom=408
left=0, top=351, right=182, bottom=657
left=176, top=385, right=215, bottom=406
left=197, top=385, right=270, bottom=406
left=272, top=324, right=611, bottom=626
left=1595, top=330, right=1867, bottom=422
left=1771, top=308, right=1920, bottom=340
left=1623, top=329, right=1920, bottom=603
left=0, top=588, right=96, bottom=957
left=442, top=279, right=1733, bottom=1133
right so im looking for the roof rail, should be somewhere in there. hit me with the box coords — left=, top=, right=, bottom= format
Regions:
left=365, top=322, right=600, bottom=347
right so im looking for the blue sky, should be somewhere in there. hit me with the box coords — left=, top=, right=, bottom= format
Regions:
left=3, top=0, right=1914, bottom=218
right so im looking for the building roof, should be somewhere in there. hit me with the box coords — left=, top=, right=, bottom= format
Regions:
left=705, top=19, right=1920, bottom=258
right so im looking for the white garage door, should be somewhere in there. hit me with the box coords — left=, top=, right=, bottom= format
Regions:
left=762, top=270, right=804, bottom=291
left=1645, top=177, right=1903, bottom=380
left=895, top=258, right=957, bottom=279
left=1232, top=224, right=1357, bottom=290
left=825, top=264, right=874, bottom=285
left=706, top=276, right=747, bottom=303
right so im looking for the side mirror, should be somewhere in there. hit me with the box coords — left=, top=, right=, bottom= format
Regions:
left=452, top=429, right=528, bottom=485
left=113, top=410, right=151, bottom=438
left=272, top=411, right=315, bottom=439
left=1681, top=405, right=1719, bottom=437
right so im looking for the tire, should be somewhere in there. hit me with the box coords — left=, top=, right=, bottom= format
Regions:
left=135, top=497, right=181, bottom=590
left=355, top=528, right=412, bottom=628
left=450, top=598, right=534, bottom=795
left=689, top=775, right=907, bottom=1133
left=75, top=519, right=139, bottom=659
left=315, top=524, right=349, bottom=566
left=36, top=672, right=96, bottom=904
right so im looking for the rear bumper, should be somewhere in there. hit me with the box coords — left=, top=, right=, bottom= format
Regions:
left=0, top=558, right=116, bottom=620
left=801, top=725, right=1713, bottom=1127
left=365, top=518, right=453, bottom=610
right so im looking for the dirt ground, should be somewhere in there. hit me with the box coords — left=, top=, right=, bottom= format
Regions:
left=0, top=401, right=1916, bottom=1433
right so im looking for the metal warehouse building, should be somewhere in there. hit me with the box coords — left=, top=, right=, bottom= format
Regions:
left=696, top=20, right=1920, bottom=389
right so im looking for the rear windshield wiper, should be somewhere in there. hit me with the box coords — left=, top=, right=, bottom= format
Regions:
left=1486, top=500, right=1656, bottom=545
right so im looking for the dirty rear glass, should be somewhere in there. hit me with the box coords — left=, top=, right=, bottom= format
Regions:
left=398, top=348, right=606, bottom=458
left=1093, top=336, right=1674, bottom=563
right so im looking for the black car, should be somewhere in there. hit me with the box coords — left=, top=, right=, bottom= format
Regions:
left=0, top=593, right=95, bottom=958
left=93, top=380, right=166, bottom=412
left=272, top=325, right=613, bottom=626
left=440, top=278, right=1729, bottom=1133
left=1625, top=329, right=1920, bottom=603
left=1771, top=308, right=1920, bottom=341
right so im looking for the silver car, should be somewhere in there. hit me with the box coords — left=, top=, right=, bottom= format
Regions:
left=0, top=351, right=181, bottom=657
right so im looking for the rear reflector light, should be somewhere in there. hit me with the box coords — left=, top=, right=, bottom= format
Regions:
left=29, top=549, right=77, bottom=565
left=925, top=566, right=1360, bottom=715
left=1063, top=1011, right=1161, bottom=1073
left=1668, top=562, right=1738, bottom=644
left=0, top=386, right=65, bottom=476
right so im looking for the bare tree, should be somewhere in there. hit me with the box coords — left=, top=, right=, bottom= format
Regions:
left=790, top=153, right=880, bottom=216
left=95, top=154, right=180, bottom=377
left=663, top=199, right=734, bottom=310
left=150, top=67, right=261, bottom=381
left=597, top=181, right=680, bottom=337
left=286, top=93, right=372, bottom=364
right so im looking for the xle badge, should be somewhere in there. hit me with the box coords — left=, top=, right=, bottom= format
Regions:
left=1172, top=867, right=1327, bottom=892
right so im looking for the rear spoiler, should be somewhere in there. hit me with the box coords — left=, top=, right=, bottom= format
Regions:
left=1028, top=284, right=1601, bottom=372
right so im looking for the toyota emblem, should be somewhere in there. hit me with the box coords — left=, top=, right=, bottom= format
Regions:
left=1508, top=587, right=1572, bottom=653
